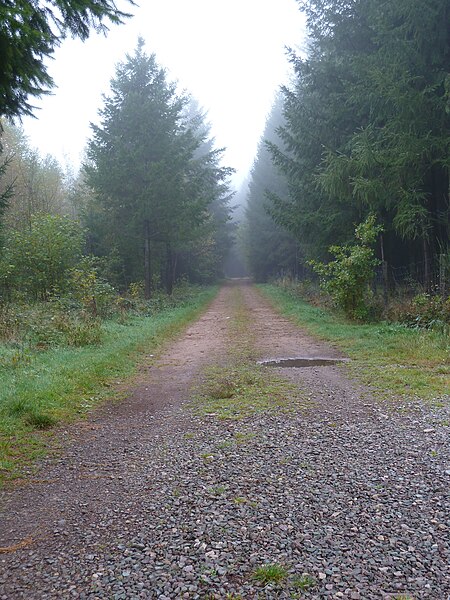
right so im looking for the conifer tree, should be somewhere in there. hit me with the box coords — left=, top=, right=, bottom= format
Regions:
left=85, top=41, right=233, bottom=294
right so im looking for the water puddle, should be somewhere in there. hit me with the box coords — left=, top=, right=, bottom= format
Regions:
left=258, top=357, right=347, bottom=368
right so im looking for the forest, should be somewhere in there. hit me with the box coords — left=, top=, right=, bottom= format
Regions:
left=0, top=3, right=449, bottom=596
left=1, top=0, right=449, bottom=318
left=241, top=0, right=449, bottom=323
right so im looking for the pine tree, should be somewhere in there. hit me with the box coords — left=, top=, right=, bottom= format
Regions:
left=85, top=41, right=233, bottom=294
left=242, top=94, right=299, bottom=281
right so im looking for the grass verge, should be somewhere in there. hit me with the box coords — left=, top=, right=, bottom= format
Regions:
left=259, top=284, right=449, bottom=402
left=0, top=287, right=217, bottom=485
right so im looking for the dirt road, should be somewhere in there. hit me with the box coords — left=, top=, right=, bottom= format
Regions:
left=1, top=282, right=449, bottom=599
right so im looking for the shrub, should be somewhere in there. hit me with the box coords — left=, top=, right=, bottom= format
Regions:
left=69, top=256, right=117, bottom=318
left=0, top=214, right=84, bottom=300
left=309, top=215, right=382, bottom=320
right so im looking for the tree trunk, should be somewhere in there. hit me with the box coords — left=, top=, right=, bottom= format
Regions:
left=380, top=233, right=388, bottom=306
left=423, top=237, right=430, bottom=293
left=165, top=241, right=173, bottom=296
left=144, top=219, right=152, bottom=299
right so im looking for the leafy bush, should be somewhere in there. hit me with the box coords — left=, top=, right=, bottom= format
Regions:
left=69, top=256, right=116, bottom=318
left=0, top=214, right=84, bottom=300
left=309, top=215, right=382, bottom=320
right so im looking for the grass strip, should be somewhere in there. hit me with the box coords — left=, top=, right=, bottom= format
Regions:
left=259, top=284, right=449, bottom=403
left=0, top=287, right=217, bottom=484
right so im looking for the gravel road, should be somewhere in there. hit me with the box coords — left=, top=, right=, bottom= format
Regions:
left=1, top=282, right=449, bottom=599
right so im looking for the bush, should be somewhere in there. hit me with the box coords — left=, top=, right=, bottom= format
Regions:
left=0, top=214, right=84, bottom=301
left=309, top=215, right=382, bottom=320
left=69, top=256, right=116, bottom=318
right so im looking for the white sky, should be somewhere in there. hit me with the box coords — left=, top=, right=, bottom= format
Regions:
left=21, top=0, right=305, bottom=189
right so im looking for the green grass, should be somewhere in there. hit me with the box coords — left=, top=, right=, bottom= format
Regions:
left=259, top=284, right=449, bottom=401
left=192, top=363, right=301, bottom=420
left=292, top=573, right=317, bottom=591
left=0, top=287, right=217, bottom=484
left=252, top=563, right=288, bottom=586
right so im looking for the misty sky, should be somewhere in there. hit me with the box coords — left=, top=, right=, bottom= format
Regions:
left=22, top=0, right=305, bottom=188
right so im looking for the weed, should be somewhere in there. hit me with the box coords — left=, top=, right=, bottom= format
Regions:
left=233, top=496, right=247, bottom=504
left=23, top=410, right=57, bottom=430
left=183, top=432, right=195, bottom=440
left=253, top=563, right=288, bottom=586
left=392, top=595, right=415, bottom=600
left=292, top=573, right=317, bottom=590
left=233, top=496, right=258, bottom=507
left=208, top=378, right=235, bottom=400
left=234, top=432, right=256, bottom=444
left=201, top=453, right=214, bottom=461
left=208, top=485, right=226, bottom=495
left=217, top=439, right=233, bottom=449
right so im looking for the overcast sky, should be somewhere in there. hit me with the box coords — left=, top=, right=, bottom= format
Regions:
left=22, top=0, right=305, bottom=188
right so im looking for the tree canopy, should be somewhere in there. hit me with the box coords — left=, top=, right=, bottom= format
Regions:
left=0, top=0, right=134, bottom=117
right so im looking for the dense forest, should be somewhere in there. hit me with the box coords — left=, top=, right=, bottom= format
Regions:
left=241, top=0, right=449, bottom=302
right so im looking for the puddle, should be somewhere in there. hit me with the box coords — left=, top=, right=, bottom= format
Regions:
left=258, top=357, right=347, bottom=368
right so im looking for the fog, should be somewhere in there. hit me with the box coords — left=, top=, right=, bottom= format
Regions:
left=22, top=0, right=305, bottom=188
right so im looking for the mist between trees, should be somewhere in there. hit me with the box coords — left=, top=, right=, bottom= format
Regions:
left=0, top=40, right=235, bottom=304
left=238, top=0, right=449, bottom=324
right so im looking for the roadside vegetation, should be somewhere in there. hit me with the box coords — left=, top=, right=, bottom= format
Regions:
left=0, top=283, right=217, bottom=484
left=260, top=283, right=449, bottom=403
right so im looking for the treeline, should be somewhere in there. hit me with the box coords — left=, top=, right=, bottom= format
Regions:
left=242, top=0, right=449, bottom=291
left=0, top=41, right=234, bottom=302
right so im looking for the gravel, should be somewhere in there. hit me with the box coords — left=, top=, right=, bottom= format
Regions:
left=1, top=390, right=448, bottom=599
